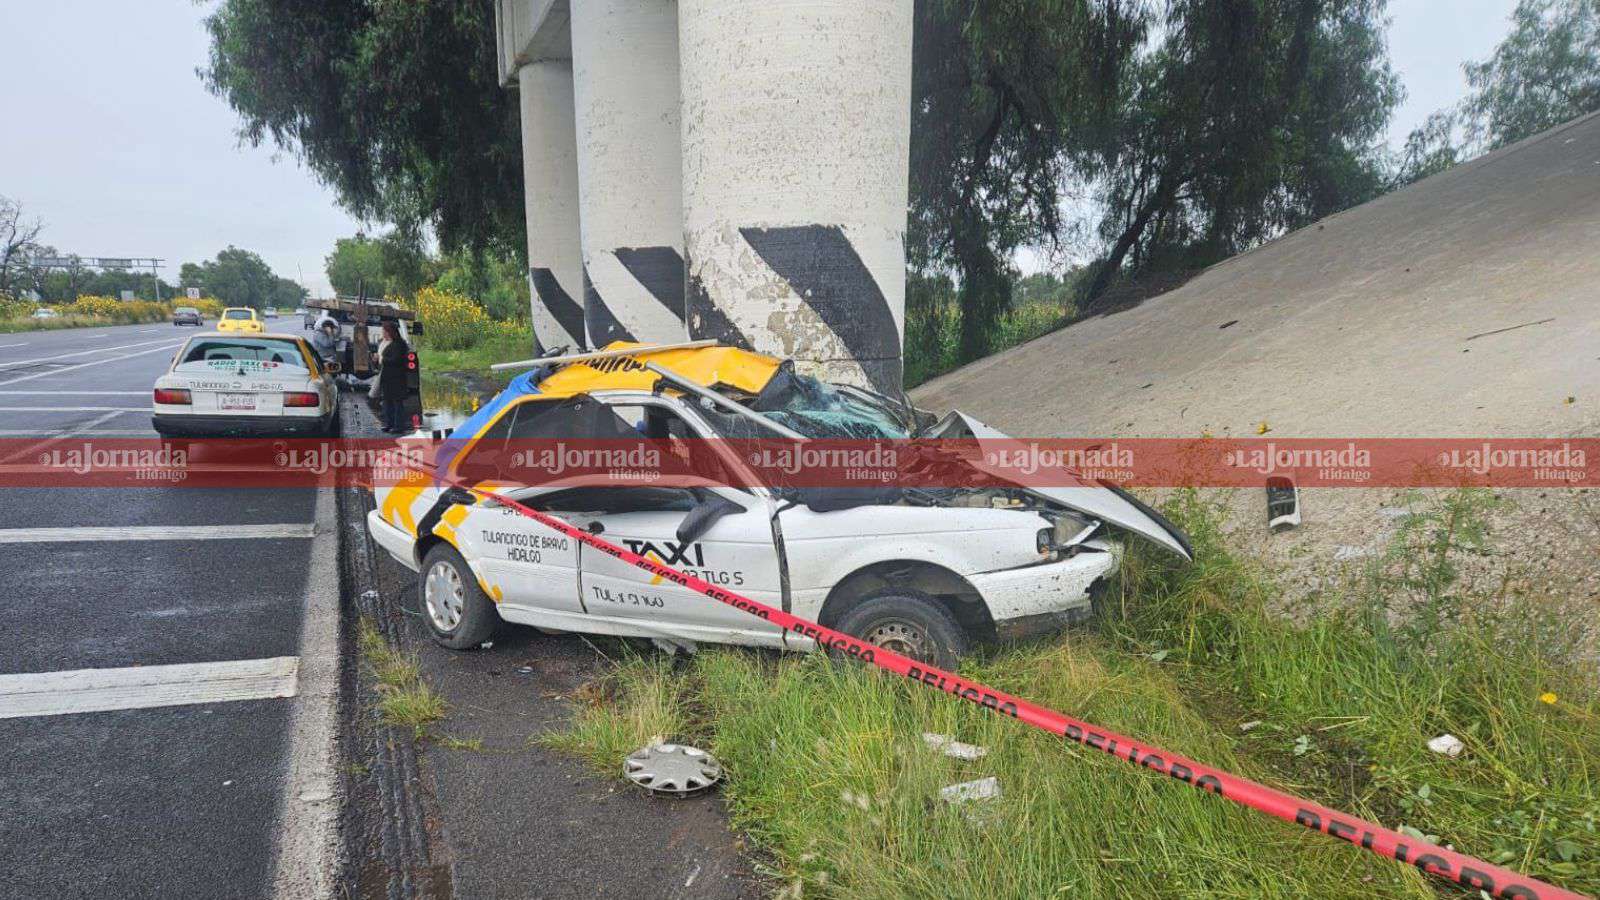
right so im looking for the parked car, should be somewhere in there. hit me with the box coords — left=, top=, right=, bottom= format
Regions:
left=216, top=307, right=263, bottom=334
left=152, top=333, right=340, bottom=438
left=367, top=343, right=1191, bottom=668
left=171, top=306, right=203, bottom=326
left=31, top=307, right=58, bottom=320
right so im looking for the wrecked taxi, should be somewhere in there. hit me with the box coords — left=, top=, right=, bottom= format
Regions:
left=367, top=342, right=1190, bottom=668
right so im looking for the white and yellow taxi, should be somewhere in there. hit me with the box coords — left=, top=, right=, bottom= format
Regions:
left=216, top=307, right=264, bottom=334
left=152, top=333, right=340, bottom=437
left=367, top=343, right=1191, bottom=668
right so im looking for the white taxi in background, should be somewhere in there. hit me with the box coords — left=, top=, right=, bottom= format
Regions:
left=152, top=333, right=340, bottom=437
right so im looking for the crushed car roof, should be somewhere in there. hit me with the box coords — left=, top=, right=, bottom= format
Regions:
left=534, top=342, right=780, bottom=399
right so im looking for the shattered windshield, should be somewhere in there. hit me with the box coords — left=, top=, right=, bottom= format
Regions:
left=746, top=364, right=908, bottom=439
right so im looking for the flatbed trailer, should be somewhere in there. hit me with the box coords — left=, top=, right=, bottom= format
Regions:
left=303, top=295, right=421, bottom=384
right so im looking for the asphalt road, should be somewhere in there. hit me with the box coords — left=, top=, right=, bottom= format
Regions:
left=0, top=319, right=335, bottom=900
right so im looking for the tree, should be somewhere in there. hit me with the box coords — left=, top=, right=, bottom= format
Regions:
left=0, top=196, right=44, bottom=297
left=202, top=0, right=524, bottom=257
left=181, top=246, right=286, bottom=309
left=324, top=231, right=433, bottom=298
left=1081, top=0, right=1400, bottom=305
left=910, top=0, right=1144, bottom=362
left=325, top=234, right=388, bottom=297
left=1462, top=0, right=1600, bottom=150
left=433, top=250, right=529, bottom=321
left=1393, top=110, right=1464, bottom=186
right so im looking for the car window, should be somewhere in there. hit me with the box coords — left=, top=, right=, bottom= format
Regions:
left=223, top=309, right=253, bottom=320
left=452, top=396, right=642, bottom=483
left=178, top=338, right=310, bottom=371
left=525, top=486, right=696, bottom=515
left=176, top=307, right=198, bottom=315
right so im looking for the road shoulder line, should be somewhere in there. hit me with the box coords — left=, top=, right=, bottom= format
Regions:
left=270, top=487, right=344, bottom=899
left=0, top=523, right=317, bottom=543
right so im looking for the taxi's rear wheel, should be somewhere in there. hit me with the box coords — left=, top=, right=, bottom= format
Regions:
left=835, top=593, right=967, bottom=671
left=420, top=544, right=497, bottom=650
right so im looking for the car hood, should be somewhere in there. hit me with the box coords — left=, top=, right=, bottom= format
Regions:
left=926, top=411, right=1193, bottom=560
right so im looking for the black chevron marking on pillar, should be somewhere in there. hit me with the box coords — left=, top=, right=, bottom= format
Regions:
left=613, top=246, right=687, bottom=321
left=530, top=267, right=588, bottom=349
left=583, top=265, right=636, bottom=346
left=740, top=224, right=903, bottom=394
left=683, top=264, right=752, bottom=350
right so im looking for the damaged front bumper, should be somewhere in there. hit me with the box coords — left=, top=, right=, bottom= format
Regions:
left=972, top=541, right=1119, bottom=641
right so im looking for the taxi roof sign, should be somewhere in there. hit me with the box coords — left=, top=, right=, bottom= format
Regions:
left=533, top=341, right=781, bottom=399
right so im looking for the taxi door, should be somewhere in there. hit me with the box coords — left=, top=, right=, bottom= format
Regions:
left=577, top=486, right=786, bottom=637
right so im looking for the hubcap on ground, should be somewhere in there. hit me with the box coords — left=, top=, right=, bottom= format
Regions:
left=624, top=744, right=724, bottom=797
left=863, top=619, right=930, bottom=661
left=424, top=561, right=464, bottom=632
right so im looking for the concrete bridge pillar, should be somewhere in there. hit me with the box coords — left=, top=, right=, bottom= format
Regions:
left=678, top=0, right=914, bottom=393
left=518, top=60, right=588, bottom=351
left=571, top=0, right=687, bottom=347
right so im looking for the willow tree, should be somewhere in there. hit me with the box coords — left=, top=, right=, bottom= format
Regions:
left=1462, top=0, right=1600, bottom=150
left=909, top=0, right=1145, bottom=362
left=1081, top=0, right=1400, bottom=305
left=202, top=0, right=523, bottom=256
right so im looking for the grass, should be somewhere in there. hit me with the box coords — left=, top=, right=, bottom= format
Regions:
left=905, top=297, right=1072, bottom=389
left=416, top=323, right=533, bottom=386
left=546, top=490, right=1600, bottom=898
left=0, top=314, right=159, bottom=333
left=358, top=617, right=448, bottom=737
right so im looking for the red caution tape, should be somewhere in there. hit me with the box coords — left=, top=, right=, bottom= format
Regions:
left=462, top=482, right=1586, bottom=900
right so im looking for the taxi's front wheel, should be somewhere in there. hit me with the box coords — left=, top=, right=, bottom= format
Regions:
left=420, top=544, right=497, bottom=650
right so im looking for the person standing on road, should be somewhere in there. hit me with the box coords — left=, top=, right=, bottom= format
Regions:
left=369, top=327, right=392, bottom=402
left=378, top=321, right=411, bottom=434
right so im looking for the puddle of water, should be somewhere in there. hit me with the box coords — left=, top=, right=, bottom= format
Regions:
left=419, top=376, right=500, bottom=432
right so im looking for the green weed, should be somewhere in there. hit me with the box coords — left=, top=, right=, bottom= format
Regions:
left=358, top=618, right=448, bottom=737
left=550, top=489, right=1599, bottom=897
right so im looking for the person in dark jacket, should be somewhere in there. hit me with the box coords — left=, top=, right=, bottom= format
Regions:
left=378, top=321, right=411, bottom=433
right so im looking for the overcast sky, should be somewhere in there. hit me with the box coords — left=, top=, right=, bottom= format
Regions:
left=1, top=1, right=1525, bottom=296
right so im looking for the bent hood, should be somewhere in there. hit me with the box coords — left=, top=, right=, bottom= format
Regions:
left=930, top=411, right=1194, bottom=561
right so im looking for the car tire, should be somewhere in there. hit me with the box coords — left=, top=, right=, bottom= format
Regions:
left=419, top=544, right=498, bottom=650
left=835, top=593, right=968, bottom=671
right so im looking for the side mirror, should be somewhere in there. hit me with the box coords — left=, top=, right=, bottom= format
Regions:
left=676, top=491, right=744, bottom=545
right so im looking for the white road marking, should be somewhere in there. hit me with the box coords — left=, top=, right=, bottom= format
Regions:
left=0, top=341, right=181, bottom=388
left=272, top=488, right=342, bottom=898
left=0, top=337, right=176, bottom=369
left=0, top=429, right=149, bottom=436
left=0, top=657, right=299, bottom=719
left=0, top=523, right=316, bottom=544
left=0, top=410, right=130, bottom=465
left=0, top=406, right=146, bottom=412
left=0, top=342, right=30, bottom=349
left=0, top=390, right=148, bottom=395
